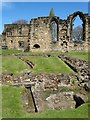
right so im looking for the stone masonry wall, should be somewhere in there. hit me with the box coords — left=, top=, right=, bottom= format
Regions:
left=30, top=17, right=52, bottom=52
left=3, top=24, right=30, bottom=50
left=1, top=11, right=90, bottom=52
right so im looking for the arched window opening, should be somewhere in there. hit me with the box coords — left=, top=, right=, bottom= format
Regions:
left=51, top=21, right=58, bottom=43
left=33, top=44, right=40, bottom=49
left=71, top=15, right=84, bottom=43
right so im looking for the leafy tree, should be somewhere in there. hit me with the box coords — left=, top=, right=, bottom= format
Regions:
left=12, top=19, right=28, bottom=24
left=71, top=25, right=83, bottom=43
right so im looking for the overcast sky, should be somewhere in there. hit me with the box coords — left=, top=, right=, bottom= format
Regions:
left=0, top=2, right=89, bottom=34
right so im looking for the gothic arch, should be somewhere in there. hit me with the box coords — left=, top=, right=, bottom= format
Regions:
left=50, top=17, right=59, bottom=42
left=70, top=11, right=86, bottom=42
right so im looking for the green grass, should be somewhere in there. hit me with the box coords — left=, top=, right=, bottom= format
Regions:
left=1, top=50, right=89, bottom=62
left=1, top=51, right=89, bottom=76
left=1, top=50, right=89, bottom=118
left=28, top=56, right=74, bottom=74
left=2, top=56, right=30, bottom=76
left=2, top=86, right=89, bottom=118
left=24, top=51, right=89, bottom=62
left=0, top=86, right=2, bottom=120
left=2, top=86, right=24, bottom=118
left=65, top=52, right=89, bottom=62
left=0, top=49, right=22, bottom=54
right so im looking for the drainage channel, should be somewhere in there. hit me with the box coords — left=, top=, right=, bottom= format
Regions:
left=16, top=55, right=34, bottom=68
left=64, top=61, right=78, bottom=73
left=25, top=84, right=38, bottom=112
left=58, top=56, right=78, bottom=73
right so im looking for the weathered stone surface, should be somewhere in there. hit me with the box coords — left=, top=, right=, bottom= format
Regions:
left=46, top=92, right=75, bottom=110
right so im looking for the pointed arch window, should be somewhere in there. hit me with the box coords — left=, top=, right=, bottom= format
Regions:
left=71, top=15, right=83, bottom=43
left=70, top=12, right=86, bottom=43
left=51, top=21, right=58, bottom=43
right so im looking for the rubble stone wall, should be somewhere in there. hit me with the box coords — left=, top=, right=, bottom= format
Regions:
left=58, top=54, right=89, bottom=83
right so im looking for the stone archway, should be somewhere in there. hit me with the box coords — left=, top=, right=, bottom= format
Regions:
left=69, top=11, right=86, bottom=42
left=33, top=44, right=40, bottom=49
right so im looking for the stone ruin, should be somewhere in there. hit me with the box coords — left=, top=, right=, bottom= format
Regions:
left=1, top=10, right=90, bottom=52
left=1, top=72, right=88, bottom=112
left=1, top=54, right=89, bottom=112
left=1, top=9, right=90, bottom=112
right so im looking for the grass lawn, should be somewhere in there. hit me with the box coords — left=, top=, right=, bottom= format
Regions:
left=0, top=86, right=2, bottom=120
left=2, top=86, right=89, bottom=118
left=24, top=51, right=89, bottom=62
left=1, top=51, right=89, bottom=119
left=28, top=56, right=74, bottom=74
left=65, top=52, right=89, bottom=62
left=1, top=50, right=89, bottom=61
left=0, top=49, right=22, bottom=55
left=2, top=56, right=30, bottom=76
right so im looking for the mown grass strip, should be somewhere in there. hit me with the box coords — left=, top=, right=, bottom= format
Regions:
left=28, top=56, right=74, bottom=74
left=0, top=50, right=22, bottom=55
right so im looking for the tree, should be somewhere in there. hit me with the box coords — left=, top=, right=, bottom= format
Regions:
left=12, top=19, right=28, bottom=24
left=49, top=8, right=55, bottom=17
left=71, top=25, right=83, bottom=43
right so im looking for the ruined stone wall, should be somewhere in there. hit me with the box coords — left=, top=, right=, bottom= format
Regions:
left=3, top=24, right=30, bottom=50
left=67, top=12, right=89, bottom=52
left=30, top=16, right=69, bottom=52
left=58, top=20, right=69, bottom=52
left=2, top=16, right=69, bottom=52
left=58, top=54, right=89, bottom=84
left=30, top=17, right=52, bottom=52
left=88, top=16, right=90, bottom=51
left=2, top=11, right=89, bottom=52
